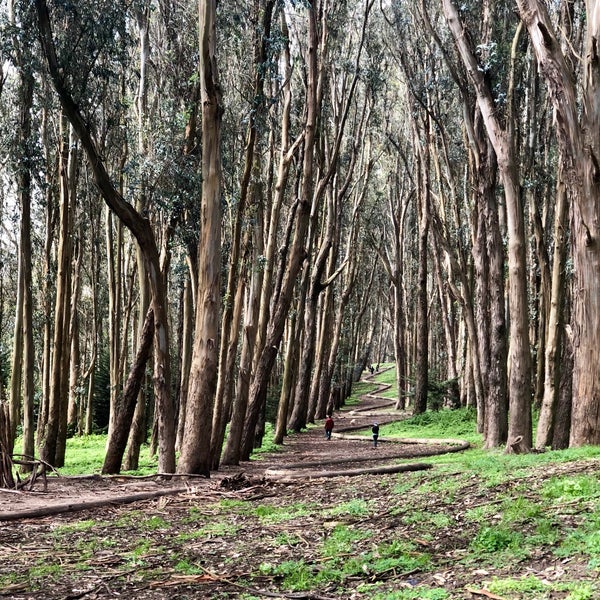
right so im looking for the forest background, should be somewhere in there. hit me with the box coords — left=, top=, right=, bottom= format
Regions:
left=0, top=0, right=599, bottom=480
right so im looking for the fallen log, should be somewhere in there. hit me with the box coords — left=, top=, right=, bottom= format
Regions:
left=266, top=461, right=432, bottom=480
left=0, top=486, right=192, bottom=522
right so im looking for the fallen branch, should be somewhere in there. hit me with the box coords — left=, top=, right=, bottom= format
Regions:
left=266, top=462, right=432, bottom=480
left=0, top=486, right=192, bottom=522
left=465, top=587, right=507, bottom=600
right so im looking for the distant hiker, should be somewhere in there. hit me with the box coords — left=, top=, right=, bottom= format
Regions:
left=369, top=364, right=375, bottom=375
left=325, top=415, right=335, bottom=440
left=372, top=422, right=380, bottom=447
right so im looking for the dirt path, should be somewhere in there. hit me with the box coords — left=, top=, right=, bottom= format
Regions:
left=0, top=372, right=467, bottom=521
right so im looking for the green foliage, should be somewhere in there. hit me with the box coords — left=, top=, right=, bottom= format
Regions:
left=324, top=498, right=372, bottom=517
left=173, top=560, right=203, bottom=575
left=356, top=586, right=449, bottom=600
left=52, top=519, right=98, bottom=535
left=251, top=422, right=281, bottom=456
left=486, top=575, right=598, bottom=600
left=542, top=475, right=600, bottom=502
left=57, top=435, right=158, bottom=475
left=253, top=503, right=311, bottom=523
left=471, top=526, right=525, bottom=554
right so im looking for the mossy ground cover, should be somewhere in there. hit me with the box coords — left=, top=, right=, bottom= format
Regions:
left=1, top=368, right=599, bottom=599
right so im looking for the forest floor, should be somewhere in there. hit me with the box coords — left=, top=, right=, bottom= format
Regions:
left=0, top=376, right=599, bottom=600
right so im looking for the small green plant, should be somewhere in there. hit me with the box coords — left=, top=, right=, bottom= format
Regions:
left=28, top=563, right=63, bottom=581
left=471, top=526, right=524, bottom=553
left=542, top=475, right=600, bottom=502
left=486, top=574, right=548, bottom=595
left=258, top=560, right=313, bottom=591
left=173, top=560, right=203, bottom=575
left=142, top=515, right=170, bottom=530
left=357, top=584, right=449, bottom=599
left=565, top=582, right=597, bottom=600
left=321, top=525, right=368, bottom=558
left=325, top=498, right=371, bottom=517
left=52, top=519, right=99, bottom=535
left=197, top=521, right=239, bottom=536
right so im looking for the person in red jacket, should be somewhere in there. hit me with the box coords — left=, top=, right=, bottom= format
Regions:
left=324, top=415, right=334, bottom=440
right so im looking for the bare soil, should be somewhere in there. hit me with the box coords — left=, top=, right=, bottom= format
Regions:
left=0, top=381, right=598, bottom=599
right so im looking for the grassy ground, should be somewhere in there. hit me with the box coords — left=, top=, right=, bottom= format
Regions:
left=3, top=368, right=600, bottom=599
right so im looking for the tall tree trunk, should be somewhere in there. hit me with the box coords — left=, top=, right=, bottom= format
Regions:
left=238, top=2, right=320, bottom=462
left=8, top=0, right=36, bottom=464
left=413, top=117, right=430, bottom=415
left=443, top=0, right=532, bottom=452
left=36, top=0, right=177, bottom=472
left=67, top=238, right=82, bottom=433
left=124, top=2, right=152, bottom=473
left=177, top=0, right=223, bottom=475
left=175, top=275, right=193, bottom=452
left=516, top=0, right=600, bottom=446
left=41, top=116, right=73, bottom=467
left=536, top=167, right=569, bottom=448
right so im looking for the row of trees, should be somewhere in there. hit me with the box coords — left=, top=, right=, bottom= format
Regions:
left=0, top=0, right=598, bottom=480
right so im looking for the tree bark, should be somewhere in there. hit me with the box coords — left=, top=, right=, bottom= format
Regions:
left=443, top=0, right=532, bottom=452
left=36, top=0, right=176, bottom=472
left=238, top=2, right=320, bottom=462
left=102, top=309, right=154, bottom=474
left=515, top=0, right=600, bottom=446
left=177, top=0, right=223, bottom=475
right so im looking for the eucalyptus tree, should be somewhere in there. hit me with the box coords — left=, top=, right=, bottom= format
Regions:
left=35, top=0, right=177, bottom=472
left=235, top=0, right=323, bottom=462
left=442, top=0, right=532, bottom=452
left=177, top=0, right=223, bottom=476
left=220, top=5, right=302, bottom=465
left=412, top=0, right=508, bottom=443
left=4, top=0, right=36, bottom=464
left=287, top=0, right=375, bottom=432
left=515, top=0, right=600, bottom=446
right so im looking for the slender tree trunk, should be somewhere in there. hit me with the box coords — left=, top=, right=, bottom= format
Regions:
left=443, top=0, right=532, bottom=452
left=103, top=309, right=154, bottom=474
left=413, top=118, right=430, bottom=415
left=273, top=311, right=299, bottom=445
left=238, top=2, right=320, bottom=462
left=536, top=168, right=569, bottom=448
left=175, top=275, right=193, bottom=451
left=516, top=0, right=600, bottom=446
left=36, top=0, right=177, bottom=472
left=41, top=116, right=73, bottom=467
left=67, top=238, right=82, bottom=432
left=177, top=0, right=223, bottom=475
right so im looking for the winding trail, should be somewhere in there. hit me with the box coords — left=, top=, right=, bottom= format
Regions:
left=262, top=368, right=470, bottom=481
left=0, top=368, right=470, bottom=521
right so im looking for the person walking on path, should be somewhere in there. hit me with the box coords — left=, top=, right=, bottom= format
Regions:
left=324, top=415, right=335, bottom=440
left=372, top=422, right=380, bottom=447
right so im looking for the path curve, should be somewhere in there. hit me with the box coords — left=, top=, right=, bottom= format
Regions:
left=264, top=368, right=470, bottom=480
left=0, top=368, right=471, bottom=521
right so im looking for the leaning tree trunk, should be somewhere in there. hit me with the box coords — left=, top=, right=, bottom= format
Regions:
left=36, top=0, right=176, bottom=472
left=102, top=309, right=154, bottom=474
left=238, top=2, right=320, bottom=462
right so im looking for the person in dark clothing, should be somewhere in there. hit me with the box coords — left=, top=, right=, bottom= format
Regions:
left=325, top=415, right=334, bottom=440
left=372, top=422, right=379, bottom=447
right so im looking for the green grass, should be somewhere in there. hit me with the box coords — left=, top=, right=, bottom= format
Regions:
left=61, top=435, right=158, bottom=475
